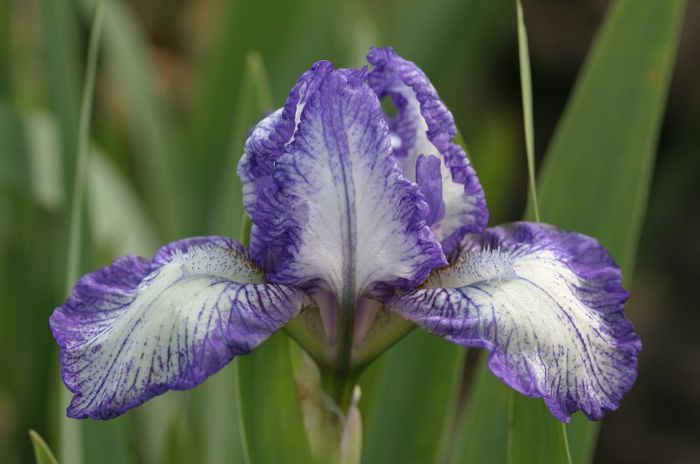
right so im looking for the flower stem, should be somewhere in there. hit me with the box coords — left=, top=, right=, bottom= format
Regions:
left=322, top=369, right=358, bottom=414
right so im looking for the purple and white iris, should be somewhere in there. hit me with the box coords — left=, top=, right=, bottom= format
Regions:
left=50, top=47, right=640, bottom=422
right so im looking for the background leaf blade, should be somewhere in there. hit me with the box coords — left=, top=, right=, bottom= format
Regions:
left=535, top=0, right=687, bottom=461
left=29, top=430, right=58, bottom=464
left=454, top=0, right=686, bottom=462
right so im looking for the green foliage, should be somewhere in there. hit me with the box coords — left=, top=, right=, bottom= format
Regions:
left=361, top=331, right=464, bottom=464
left=56, top=2, right=104, bottom=463
left=536, top=1, right=686, bottom=462
left=237, top=333, right=314, bottom=464
left=510, top=2, right=570, bottom=462
left=0, top=0, right=686, bottom=462
left=29, top=430, right=58, bottom=464
left=453, top=1, right=686, bottom=463
left=76, top=0, right=183, bottom=238
left=450, top=361, right=510, bottom=464
left=516, top=0, right=539, bottom=224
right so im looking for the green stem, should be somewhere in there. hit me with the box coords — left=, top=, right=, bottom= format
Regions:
left=328, top=284, right=358, bottom=413
left=58, top=2, right=104, bottom=463
left=321, top=369, right=358, bottom=414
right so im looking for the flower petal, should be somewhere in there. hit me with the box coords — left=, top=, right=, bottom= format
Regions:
left=391, top=222, right=641, bottom=421
left=238, top=61, right=334, bottom=228
left=367, top=47, right=488, bottom=252
left=415, top=155, right=445, bottom=227
left=50, top=237, right=308, bottom=419
left=248, top=64, right=446, bottom=300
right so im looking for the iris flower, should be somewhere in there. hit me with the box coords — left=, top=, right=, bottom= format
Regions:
left=50, top=47, right=640, bottom=423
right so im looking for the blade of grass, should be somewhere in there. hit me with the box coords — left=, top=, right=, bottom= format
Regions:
left=57, top=2, right=104, bottom=463
left=25, top=112, right=65, bottom=212
left=534, top=1, right=686, bottom=462
left=453, top=0, right=684, bottom=462
left=535, top=0, right=686, bottom=281
left=29, top=430, right=59, bottom=464
left=516, top=0, right=539, bottom=223
left=509, top=2, right=571, bottom=463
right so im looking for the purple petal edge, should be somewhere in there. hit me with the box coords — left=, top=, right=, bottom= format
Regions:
left=367, top=46, right=489, bottom=251
left=392, top=222, right=641, bottom=422
left=248, top=65, right=446, bottom=297
left=50, top=237, right=307, bottom=419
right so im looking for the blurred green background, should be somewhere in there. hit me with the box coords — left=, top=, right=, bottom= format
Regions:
left=0, top=0, right=697, bottom=463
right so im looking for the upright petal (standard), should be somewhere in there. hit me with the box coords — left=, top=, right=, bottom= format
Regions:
left=244, top=65, right=446, bottom=301
left=367, top=47, right=488, bottom=252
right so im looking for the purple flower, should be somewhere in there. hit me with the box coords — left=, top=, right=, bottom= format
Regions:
left=50, top=47, right=640, bottom=422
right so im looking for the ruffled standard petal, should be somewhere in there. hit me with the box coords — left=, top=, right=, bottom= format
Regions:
left=50, top=237, right=308, bottom=419
left=239, top=61, right=334, bottom=221
left=367, top=47, right=488, bottom=252
left=415, top=155, right=445, bottom=227
left=250, top=65, right=446, bottom=300
left=391, top=222, right=641, bottom=421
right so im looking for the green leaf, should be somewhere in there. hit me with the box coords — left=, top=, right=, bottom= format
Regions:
left=449, top=357, right=510, bottom=464
left=361, top=331, right=465, bottom=464
left=211, top=50, right=273, bottom=236
left=0, top=102, right=29, bottom=189
left=226, top=51, right=312, bottom=464
left=509, top=396, right=572, bottom=464
left=53, top=2, right=104, bottom=463
left=185, top=0, right=342, bottom=231
left=37, top=0, right=80, bottom=190
left=29, top=430, right=59, bottom=464
left=76, top=0, right=183, bottom=238
left=24, top=112, right=65, bottom=211
left=237, top=333, right=313, bottom=464
left=535, top=0, right=685, bottom=279
left=534, top=0, right=686, bottom=462
left=509, top=2, right=571, bottom=462
left=453, top=0, right=685, bottom=462
left=516, top=0, right=539, bottom=223
left=86, top=150, right=159, bottom=257
left=187, top=51, right=274, bottom=464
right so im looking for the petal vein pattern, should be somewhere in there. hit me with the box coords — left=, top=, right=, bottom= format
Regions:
left=367, top=47, right=488, bottom=251
left=392, top=223, right=640, bottom=421
left=50, top=237, right=307, bottom=419
left=250, top=67, right=446, bottom=300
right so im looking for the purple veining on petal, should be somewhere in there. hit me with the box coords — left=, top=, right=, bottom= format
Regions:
left=391, top=222, right=641, bottom=422
left=367, top=46, right=489, bottom=253
left=248, top=63, right=446, bottom=301
left=50, top=236, right=308, bottom=419
left=415, top=154, right=445, bottom=227
left=238, top=61, right=334, bottom=266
